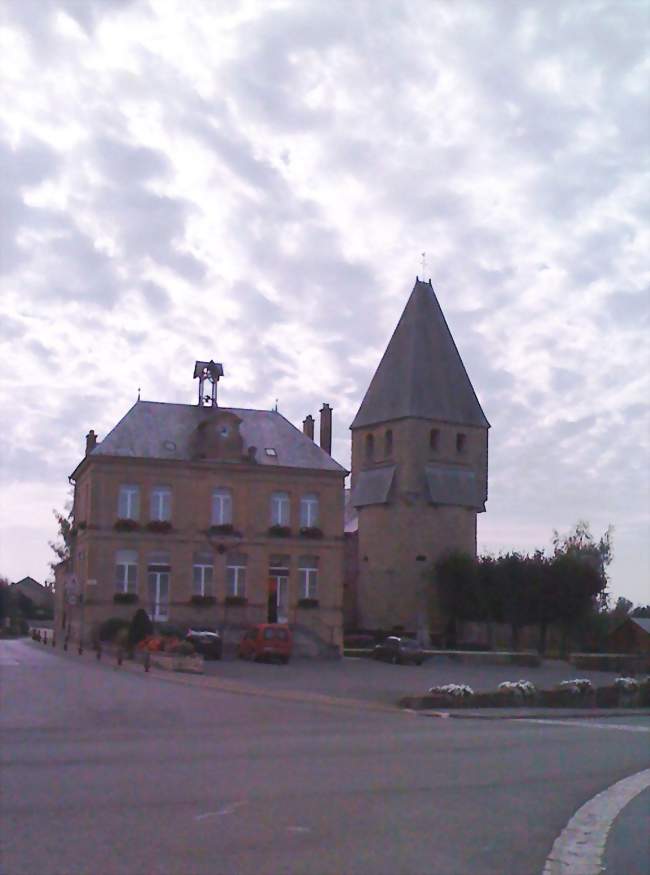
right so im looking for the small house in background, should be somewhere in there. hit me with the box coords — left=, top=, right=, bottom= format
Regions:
left=10, top=576, right=55, bottom=615
left=606, top=617, right=650, bottom=655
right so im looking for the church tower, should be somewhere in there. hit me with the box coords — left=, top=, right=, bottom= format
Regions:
left=350, top=278, right=489, bottom=637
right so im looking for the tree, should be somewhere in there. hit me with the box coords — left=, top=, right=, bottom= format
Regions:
left=631, top=605, right=650, bottom=618
left=128, top=608, right=153, bottom=648
left=552, top=520, right=613, bottom=608
left=432, top=552, right=480, bottom=647
left=48, top=493, right=74, bottom=574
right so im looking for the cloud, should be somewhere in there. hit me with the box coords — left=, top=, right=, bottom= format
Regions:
left=0, top=0, right=648, bottom=603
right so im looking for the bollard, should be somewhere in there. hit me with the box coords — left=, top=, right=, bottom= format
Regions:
left=117, top=649, right=123, bottom=667
left=78, top=643, right=83, bottom=655
left=96, top=646, right=101, bottom=661
left=43, top=632, right=47, bottom=644
left=52, top=635, right=56, bottom=647
left=63, top=636, right=69, bottom=651
left=144, top=652, right=150, bottom=673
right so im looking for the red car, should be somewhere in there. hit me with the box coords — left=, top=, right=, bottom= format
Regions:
left=238, top=624, right=292, bottom=664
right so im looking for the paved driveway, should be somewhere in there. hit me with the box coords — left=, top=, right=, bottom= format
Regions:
left=203, top=653, right=625, bottom=705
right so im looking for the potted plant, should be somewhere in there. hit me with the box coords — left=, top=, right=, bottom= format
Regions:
left=225, top=595, right=248, bottom=607
left=113, top=592, right=139, bottom=605
left=207, top=523, right=237, bottom=536
left=190, top=594, right=216, bottom=606
left=299, top=526, right=323, bottom=539
left=268, top=524, right=291, bottom=538
left=146, top=520, right=173, bottom=533
left=297, top=598, right=319, bottom=609
left=114, top=518, right=140, bottom=532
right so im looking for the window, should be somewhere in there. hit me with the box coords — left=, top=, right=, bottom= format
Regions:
left=384, top=429, right=393, bottom=457
left=211, top=488, right=233, bottom=525
left=300, top=493, right=319, bottom=528
left=148, top=553, right=170, bottom=622
left=192, top=552, right=214, bottom=596
left=365, top=433, right=374, bottom=461
left=456, top=432, right=467, bottom=453
left=270, top=491, right=290, bottom=526
left=118, top=485, right=140, bottom=520
left=299, top=556, right=319, bottom=600
left=150, top=486, right=171, bottom=521
left=430, top=429, right=440, bottom=452
left=264, top=448, right=277, bottom=457
left=115, top=550, right=138, bottom=593
left=226, top=552, right=247, bottom=597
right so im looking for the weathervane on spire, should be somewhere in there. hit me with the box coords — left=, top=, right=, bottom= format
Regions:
left=420, top=251, right=427, bottom=280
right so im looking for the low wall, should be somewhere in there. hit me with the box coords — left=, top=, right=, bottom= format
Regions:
left=570, top=652, right=650, bottom=673
left=345, top=648, right=541, bottom=667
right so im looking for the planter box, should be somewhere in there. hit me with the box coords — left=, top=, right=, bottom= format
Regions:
left=114, top=519, right=140, bottom=532
left=113, top=593, right=139, bottom=605
left=146, top=520, right=173, bottom=534
left=148, top=653, right=204, bottom=674
left=190, top=595, right=216, bottom=606
left=268, top=525, right=291, bottom=538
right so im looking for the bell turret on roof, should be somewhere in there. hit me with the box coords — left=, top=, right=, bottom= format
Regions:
left=351, top=278, right=489, bottom=430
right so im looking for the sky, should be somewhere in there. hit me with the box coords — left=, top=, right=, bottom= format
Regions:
left=0, top=0, right=648, bottom=605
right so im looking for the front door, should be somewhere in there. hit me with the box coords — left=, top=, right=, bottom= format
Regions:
left=267, top=574, right=288, bottom=624
left=148, top=570, right=169, bottom=622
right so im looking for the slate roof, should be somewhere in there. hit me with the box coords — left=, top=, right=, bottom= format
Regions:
left=87, top=401, right=346, bottom=474
left=350, top=466, right=396, bottom=508
left=425, top=464, right=485, bottom=511
left=351, top=279, right=489, bottom=430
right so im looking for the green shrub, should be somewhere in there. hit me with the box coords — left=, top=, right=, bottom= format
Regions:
left=128, top=608, right=154, bottom=646
left=98, top=617, right=130, bottom=643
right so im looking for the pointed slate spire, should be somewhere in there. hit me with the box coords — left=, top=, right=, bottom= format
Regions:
left=351, top=278, right=489, bottom=430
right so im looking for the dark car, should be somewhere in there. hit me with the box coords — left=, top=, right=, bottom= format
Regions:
left=186, top=628, right=222, bottom=660
left=372, top=636, right=425, bottom=665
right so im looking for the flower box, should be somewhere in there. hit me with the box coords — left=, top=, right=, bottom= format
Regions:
left=190, top=595, right=216, bottom=606
left=207, top=523, right=238, bottom=536
left=268, top=525, right=292, bottom=538
left=299, top=526, right=323, bottom=539
left=114, top=518, right=140, bottom=532
left=113, top=592, right=139, bottom=604
left=225, top=595, right=248, bottom=607
left=297, top=598, right=319, bottom=609
left=146, top=520, right=173, bottom=534
left=148, top=653, right=204, bottom=674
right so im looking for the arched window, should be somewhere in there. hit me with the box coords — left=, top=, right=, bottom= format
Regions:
left=384, top=429, right=393, bottom=457
left=365, top=433, right=375, bottom=461
left=429, top=429, right=440, bottom=452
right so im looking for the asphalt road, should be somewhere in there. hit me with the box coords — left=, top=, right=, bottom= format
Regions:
left=2, top=639, right=649, bottom=875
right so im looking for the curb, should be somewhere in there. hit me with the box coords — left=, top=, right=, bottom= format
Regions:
left=415, top=708, right=650, bottom=720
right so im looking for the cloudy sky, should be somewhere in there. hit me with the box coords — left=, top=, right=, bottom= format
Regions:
left=0, top=0, right=648, bottom=604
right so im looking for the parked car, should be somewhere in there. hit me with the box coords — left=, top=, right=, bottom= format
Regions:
left=371, top=636, right=425, bottom=665
left=186, top=628, right=222, bottom=660
left=238, top=624, right=292, bottom=664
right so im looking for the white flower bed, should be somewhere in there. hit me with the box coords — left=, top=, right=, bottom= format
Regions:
left=558, top=678, right=593, bottom=694
left=428, top=683, right=474, bottom=698
left=498, top=680, right=536, bottom=697
left=614, top=677, right=639, bottom=691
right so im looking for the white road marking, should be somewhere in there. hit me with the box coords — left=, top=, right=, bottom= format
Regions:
left=542, top=768, right=650, bottom=875
left=195, top=801, right=247, bottom=820
left=524, top=719, right=650, bottom=733
left=286, top=826, right=311, bottom=833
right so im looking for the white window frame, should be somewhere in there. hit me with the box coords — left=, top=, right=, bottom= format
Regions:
left=150, top=486, right=172, bottom=522
left=115, top=550, right=138, bottom=593
left=271, top=491, right=291, bottom=526
left=298, top=558, right=319, bottom=600
left=226, top=560, right=247, bottom=598
left=300, top=494, right=319, bottom=528
left=118, top=485, right=140, bottom=520
left=211, top=488, right=233, bottom=525
left=192, top=563, right=214, bottom=597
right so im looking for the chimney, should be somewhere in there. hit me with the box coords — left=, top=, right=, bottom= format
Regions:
left=303, top=414, right=315, bottom=440
left=319, top=404, right=332, bottom=455
left=85, top=429, right=97, bottom=455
